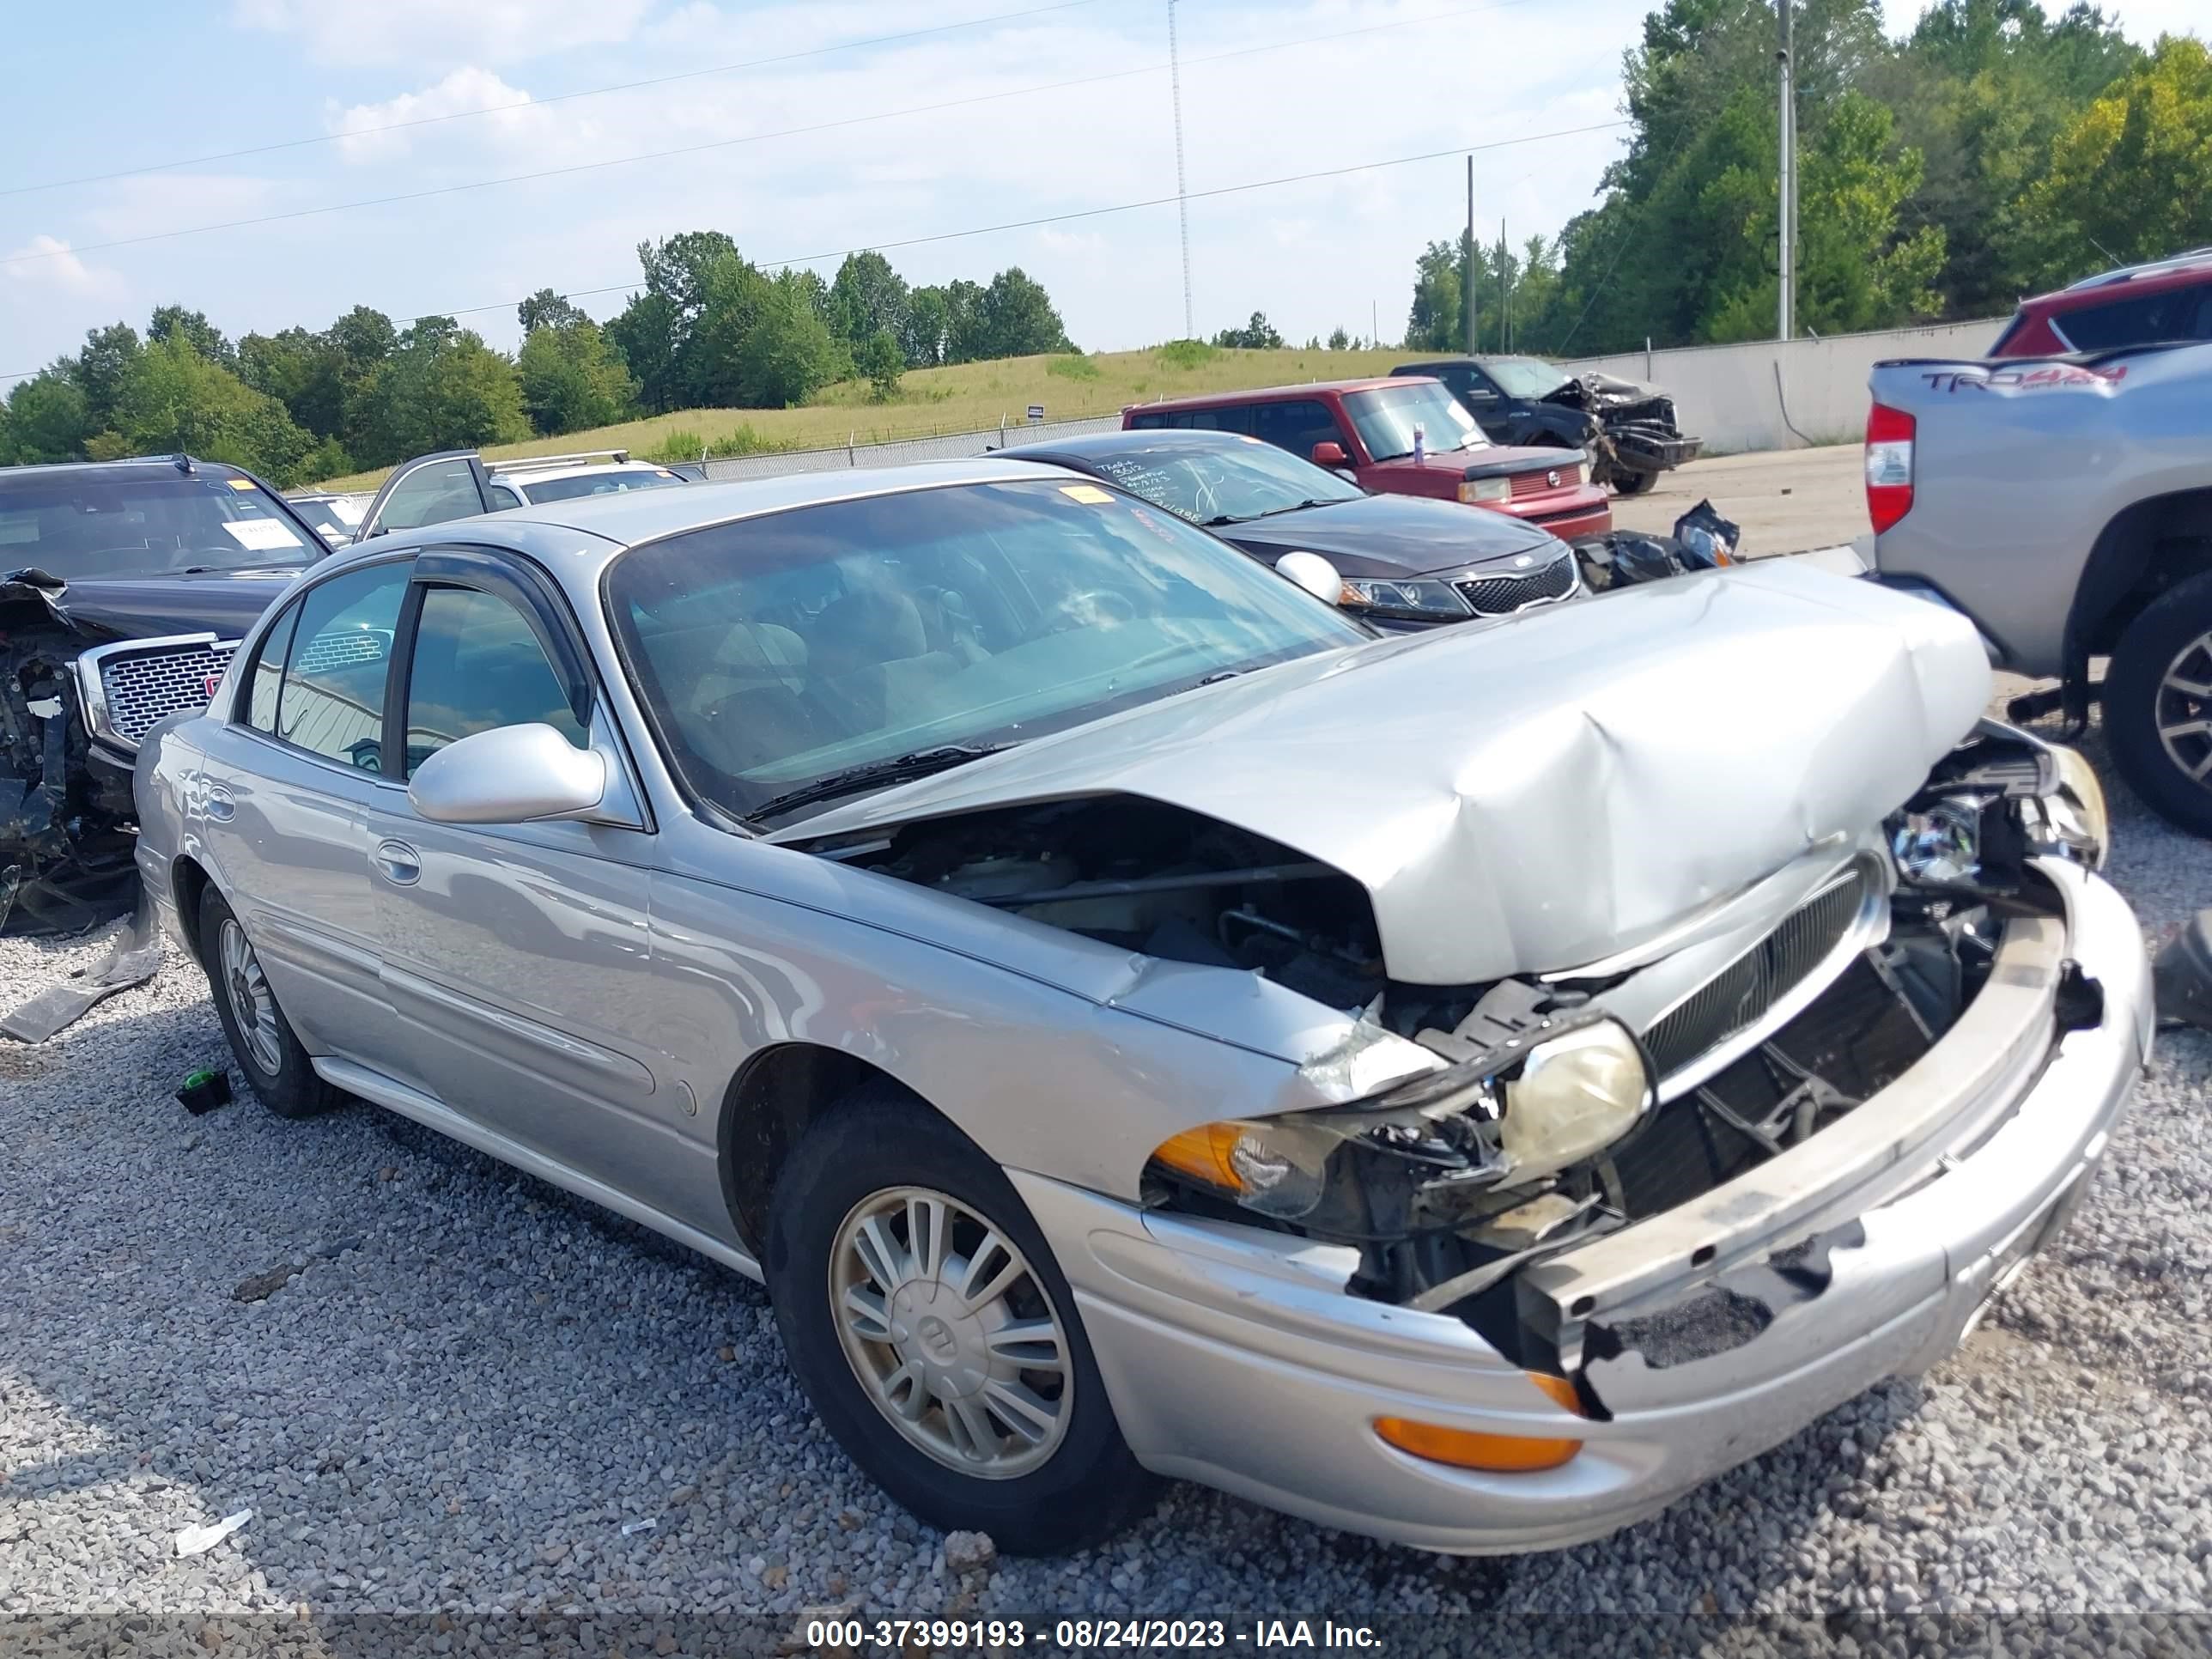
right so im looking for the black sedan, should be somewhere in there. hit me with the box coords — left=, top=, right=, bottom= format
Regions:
left=995, top=428, right=1580, bottom=630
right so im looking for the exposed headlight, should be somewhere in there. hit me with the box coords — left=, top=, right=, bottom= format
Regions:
left=1892, top=797, right=1983, bottom=884
left=1457, top=477, right=1511, bottom=505
left=1498, top=1018, right=1655, bottom=1182
left=1149, top=1015, right=1654, bottom=1222
left=1336, top=575, right=1474, bottom=623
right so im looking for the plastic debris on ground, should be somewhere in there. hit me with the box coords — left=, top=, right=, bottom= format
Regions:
left=2154, top=910, right=2212, bottom=1032
left=175, top=1509, right=253, bottom=1556
left=621, top=1517, right=659, bottom=1535
left=0, top=893, right=162, bottom=1043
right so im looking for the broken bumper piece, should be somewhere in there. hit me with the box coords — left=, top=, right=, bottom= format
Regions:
left=1018, top=858, right=2147, bottom=1553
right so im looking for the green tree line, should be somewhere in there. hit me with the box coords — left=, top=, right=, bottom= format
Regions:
left=1407, top=0, right=2211, bottom=356
left=0, top=240, right=1074, bottom=481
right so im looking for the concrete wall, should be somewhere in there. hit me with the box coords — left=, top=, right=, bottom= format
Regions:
left=1564, top=317, right=2007, bottom=453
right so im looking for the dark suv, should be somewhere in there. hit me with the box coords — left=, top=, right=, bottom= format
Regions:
left=1125, top=378, right=1610, bottom=539
left=1, top=455, right=323, bottom=930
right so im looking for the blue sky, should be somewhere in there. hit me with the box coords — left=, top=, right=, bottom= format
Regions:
left=2, top=0, right=2200, bottom=386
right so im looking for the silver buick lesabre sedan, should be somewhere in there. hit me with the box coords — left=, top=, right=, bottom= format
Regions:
left=130, top=461, right=2148, bottom=1555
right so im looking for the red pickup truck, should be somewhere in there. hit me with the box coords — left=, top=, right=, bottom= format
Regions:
left=1124, top=377, right=1611, bottom=540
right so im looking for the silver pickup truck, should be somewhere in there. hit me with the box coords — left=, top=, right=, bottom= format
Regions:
left=1865, top=343, right=2212, bottom=836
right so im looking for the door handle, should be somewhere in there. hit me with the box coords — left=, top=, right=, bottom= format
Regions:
left=204, top=785, right=236, bottom=823
left=374, top=838, right=422, bottom=885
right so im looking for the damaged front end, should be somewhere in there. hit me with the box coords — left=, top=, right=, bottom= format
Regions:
left=1544, top=373, right=1703, bottom=494
left=2, top=570, right=235, bottom=933
left=1125, top=720, right=2122, bottom=1428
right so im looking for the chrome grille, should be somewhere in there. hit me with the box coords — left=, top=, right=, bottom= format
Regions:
left=97, top=641, right=238, bottom=745
left=1643, top=867, right=1869, bottom=1082
left=1455, top=554, right=1577, bottom=616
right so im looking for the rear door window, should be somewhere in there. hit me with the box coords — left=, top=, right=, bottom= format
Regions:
left=272, top=562, right=411, bottom=771
left=1247, top=399, right=1345, bottom=460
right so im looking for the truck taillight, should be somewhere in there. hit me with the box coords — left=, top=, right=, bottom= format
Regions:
left=1866, top=402, right=1915, bottom=532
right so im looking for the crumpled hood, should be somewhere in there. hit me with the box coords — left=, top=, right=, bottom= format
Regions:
left=781, top=561, right=1991, bottom=984
left=3, top=567, right=301, bottom=645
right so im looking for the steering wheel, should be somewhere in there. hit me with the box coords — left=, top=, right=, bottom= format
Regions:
left=1048, top=589, right=1139, bottom=631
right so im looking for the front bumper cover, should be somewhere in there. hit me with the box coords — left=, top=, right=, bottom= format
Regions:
left=1020, top=857, right=2148, bottom=1553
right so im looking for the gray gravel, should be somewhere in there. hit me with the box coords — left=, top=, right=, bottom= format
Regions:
left=3, top=714, right=2208, bottom=1653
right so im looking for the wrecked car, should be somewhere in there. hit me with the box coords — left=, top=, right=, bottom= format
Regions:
left=134, top=461, right=2148, bottom=1554
left=997, top=428, right=1583, bottom=627
left=2, top=455, right=323, bottom=932
left=1394, top=356, right=1704, bottom=495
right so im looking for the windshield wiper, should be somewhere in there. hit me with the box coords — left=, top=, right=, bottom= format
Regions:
left=1205, top=498, right=1339, bottom=526
left=748, top=743, right=1018, bottom=823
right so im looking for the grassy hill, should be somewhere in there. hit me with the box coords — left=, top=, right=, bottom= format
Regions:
left=314, top=343, right=1413, bottom=492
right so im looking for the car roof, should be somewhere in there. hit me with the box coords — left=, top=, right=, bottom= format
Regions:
left=0, top=453, right=255, bottom=483
left=507, top=459, right=672, bottom=485
left=1125, top=377, right=1425, bottom=414
left=998, top=428, right=1266, bottom=462
left=355, top=458, right=1085, bottom=568
left=2029, top=249, right=2212, bottom=308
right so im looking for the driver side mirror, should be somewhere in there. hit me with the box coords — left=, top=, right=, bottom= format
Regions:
left=1310, top=441, right=1350, bottom=469
left=410, top=722, right=608, bottom=825
left=1273, top=550, right=1344, bottom=605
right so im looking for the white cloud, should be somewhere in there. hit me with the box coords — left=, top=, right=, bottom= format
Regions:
left=232, top=0, right=655, bottom=68
left=3, top=234, right=124, bottom=299
left=329, top=68, right=563, bottom=164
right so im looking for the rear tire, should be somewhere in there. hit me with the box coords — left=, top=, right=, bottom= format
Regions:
left=2105, top=574, right=2212, bottom=838
left=198, top=889, right=341, bottom=1120
left=764, top=1085, right=1158, bottom=1553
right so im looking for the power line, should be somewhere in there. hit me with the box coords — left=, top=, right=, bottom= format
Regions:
left=0, top=116, right=1634, bottom=386
left=417, top=118, right=1634, bottom=323
left=0, top=0, right=1106, bottom=200
left=1, top=0, right=1544, bottom=271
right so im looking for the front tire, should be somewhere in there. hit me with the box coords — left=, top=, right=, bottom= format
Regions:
left=1610, top=467, right=1658, bottom=497
left=198, top=889, right=341, bottom=1120
left=764, top=1086, right=1158, bottom=1553
left=2105, top=573, right=2212, bottom=837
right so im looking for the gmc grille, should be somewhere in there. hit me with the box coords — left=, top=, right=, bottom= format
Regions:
left=1455, top=554, right=1577, bottom=615
left=97, top=641, right=239, bottom=746
left=1642, top=866, right=1871, bottom=1083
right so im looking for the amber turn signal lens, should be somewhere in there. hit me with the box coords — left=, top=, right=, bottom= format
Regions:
left=1151, top=1122, right=1249, bottom=1192
left=1375, top=1375, right=1585, bottom=1473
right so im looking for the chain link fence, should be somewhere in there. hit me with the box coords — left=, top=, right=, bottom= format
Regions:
left=696, top=413, right=1122, bottom=482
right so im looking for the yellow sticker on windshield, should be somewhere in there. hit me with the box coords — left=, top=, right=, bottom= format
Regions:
left=1060, top=483, right=1113, bottom=504
left=226, top=477, right=256, bottom=490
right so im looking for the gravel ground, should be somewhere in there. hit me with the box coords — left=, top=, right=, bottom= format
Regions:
left=3, top=714, right=2209, bottom=1656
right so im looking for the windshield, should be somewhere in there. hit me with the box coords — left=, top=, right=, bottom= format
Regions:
left=1073, top=439, right=1363, bottom=524
left=1483, top=357, right=1574, bottom=398
left=518, top=467, right=683, bottom=504
left=289, top=495, right=365, bottom=541
left=0, top=471, right=315, bottom=579
left=1343, top=382, right=1486, bottom=462
left=606, top=477, right=1367, bottom=821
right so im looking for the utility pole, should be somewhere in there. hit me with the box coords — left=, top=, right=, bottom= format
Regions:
left=1777, top=0, right=1796, bottom=341
left=1464, top=156, right=1477, bottom=356
left=1168, top=0, right=1194, bottom=341
left=1500, top=219, right=1510, bottom=352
